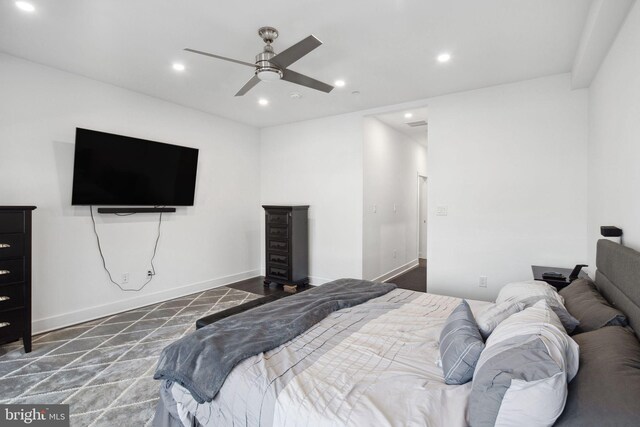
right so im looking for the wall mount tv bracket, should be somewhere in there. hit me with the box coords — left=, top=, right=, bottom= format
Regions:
left=97, top=207, right=176, bottom=214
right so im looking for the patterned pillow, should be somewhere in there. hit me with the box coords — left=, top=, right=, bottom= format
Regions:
left=476, top=301, right=525, bottom=339
left=469, top=300, right=579, bottom=427
left=439, top=300, right=485, bottom=385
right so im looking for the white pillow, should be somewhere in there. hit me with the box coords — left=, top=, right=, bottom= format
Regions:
left=469, top=300, right=579, bottom=427
left=475, top=301, right=525, bottom=339
left=496, top=280, right=564, bottom=306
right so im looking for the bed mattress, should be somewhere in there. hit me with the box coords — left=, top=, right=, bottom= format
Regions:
left=158, top=289, right=489, bottom=427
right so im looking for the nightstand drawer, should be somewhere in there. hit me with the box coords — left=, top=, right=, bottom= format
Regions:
left=268, top=239, right=288, bottom=252
left=0, top=234, right=24, bottom=259
left=0, top=308, right=25, bottom=342
left=0, top=283, right=25, bottom=311
left=0, top=259, right=24, bottom=285
left=267, top=225, right=289, bottom=239
left=268, top=252, right=289, bottom=266
left=0, top=212, right=24, bottom=234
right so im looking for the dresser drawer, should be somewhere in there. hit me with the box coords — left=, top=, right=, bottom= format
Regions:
left=268, top=252, right=289, bottom=266
left=0, top=308, right=25, bottom=341
left=267, top=225, right=289, bottom=239
left=267, top=211, right=289, bottom=225
left=267, top=265, right=289, bottom=281
left=268, top=239, right=289, bottom=252
left=0, top=259, right=24, bottom=285
left=0, top=234, right=25, bottom=259
left=0, top=212, right=24, bottom=234
left=0, top=283, right=25, bottom=311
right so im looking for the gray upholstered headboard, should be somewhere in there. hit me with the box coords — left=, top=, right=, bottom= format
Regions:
left=595, top=239, right=640, bottom=338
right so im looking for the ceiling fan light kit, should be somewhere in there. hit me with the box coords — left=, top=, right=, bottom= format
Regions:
left=185, top=26, right=334, bottom=96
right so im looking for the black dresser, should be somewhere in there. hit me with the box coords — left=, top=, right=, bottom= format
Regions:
left=0, top=206, right=36, bottom=353
left=263, top=205, right=309, bottom=287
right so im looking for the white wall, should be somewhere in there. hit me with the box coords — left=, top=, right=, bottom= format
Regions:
left=587, top=1, right=640, bottom=267
left=426, top=74, right=589, bottom=300
left=259, top=114, right=364, bottom=283
left=0, top=54, right=261, bottom=333
left=362, top=117, right=427, bottom=281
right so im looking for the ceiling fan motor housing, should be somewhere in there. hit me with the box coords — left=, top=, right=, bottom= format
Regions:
left=255, top=34, right=283, bottom=81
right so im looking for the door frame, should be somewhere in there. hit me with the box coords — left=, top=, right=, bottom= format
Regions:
left=416, top=173, right=428, bottom=261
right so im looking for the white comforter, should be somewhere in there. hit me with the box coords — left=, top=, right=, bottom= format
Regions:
left=168, top=289, right=490, bottom=427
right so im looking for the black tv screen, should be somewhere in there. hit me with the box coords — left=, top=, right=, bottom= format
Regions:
left=71, top=128, right=199, bottom=206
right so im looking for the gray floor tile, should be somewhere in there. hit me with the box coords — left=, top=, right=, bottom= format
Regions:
left=115, top=375, right=159, bottom=406
left=67, top=346, right=129, bottom=368
left=139, top=308, right=181, bottom=320
left=101, top=310, right=149, bottom=324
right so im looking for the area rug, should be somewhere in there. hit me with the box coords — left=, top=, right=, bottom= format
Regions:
left=0, top=287, right=259, bottom=426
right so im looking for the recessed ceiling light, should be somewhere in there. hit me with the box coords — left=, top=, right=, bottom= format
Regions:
left=437, top=53, right=452, bottom=63
left=258, top=98, right=269, bottom=106
left=334, top=80, right=346, bottom=88
left=15, top=1, right=35, bottom=12
left=172, top=63, right=186, bottom=72
left=404, top=112, right=413, bottom=119
left=290, top=92, right=302, bottom=99
left=351, top=90, right=360, bottom=96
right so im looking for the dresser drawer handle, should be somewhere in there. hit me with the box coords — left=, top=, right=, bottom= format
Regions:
left=0, top=243, right=10, bottom=249
left=0, top=270, right=10, bottom=276
left=0, top=322, right=10, bottom=328
left=0, top=296, right=10, bottom=302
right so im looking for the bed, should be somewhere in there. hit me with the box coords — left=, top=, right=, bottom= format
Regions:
left=153, top=240, right=640, bottom=427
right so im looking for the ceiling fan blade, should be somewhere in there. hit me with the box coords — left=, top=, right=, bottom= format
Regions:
left=235, top=75, right=261, bottom=96
left=184, top=48, right=256, bottom=68
left=270, top=35, right=322, bottom=69
left=281, top=69, right=333, bottom=93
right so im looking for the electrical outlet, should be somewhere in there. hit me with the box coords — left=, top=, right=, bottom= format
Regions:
left=147, top=270, right=154, bottom=277
left=122, top=273, right=129, bottom=284
left=479, top=276, right=488, bottom=288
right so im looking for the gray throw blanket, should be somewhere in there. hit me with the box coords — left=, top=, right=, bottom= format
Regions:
left=154, top=279, right=396, bottom=403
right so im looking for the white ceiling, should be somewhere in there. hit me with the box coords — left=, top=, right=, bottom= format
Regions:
left=0, top=0, right=593, bottom=128
left=373, top=107, right=429, bottom=147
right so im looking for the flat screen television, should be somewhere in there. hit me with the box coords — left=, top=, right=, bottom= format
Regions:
left=71, top=128, right=199, bottom=206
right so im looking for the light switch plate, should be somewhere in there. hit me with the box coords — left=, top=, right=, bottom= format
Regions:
left=436, top=206, right=448, bottom=216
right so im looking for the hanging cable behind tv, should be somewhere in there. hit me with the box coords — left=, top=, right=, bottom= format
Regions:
left=89, top=205, right=163, bottom=292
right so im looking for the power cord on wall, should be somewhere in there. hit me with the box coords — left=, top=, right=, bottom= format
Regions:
left=89, top=205, right=163, bottom=292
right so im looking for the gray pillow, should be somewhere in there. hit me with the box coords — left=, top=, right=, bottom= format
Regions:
left=559, top=278, right=628, bottom=333
left=554, top=326, right=640, bottom=426
left=439, top=300, right=485, bottom=385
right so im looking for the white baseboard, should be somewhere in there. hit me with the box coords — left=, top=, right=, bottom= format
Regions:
left=32, top=269, right=261, bottom=334
left=373, top=259, right=419, bottom=283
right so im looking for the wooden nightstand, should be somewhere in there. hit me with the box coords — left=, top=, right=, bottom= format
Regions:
left=532, top=265, right=588, bottom=291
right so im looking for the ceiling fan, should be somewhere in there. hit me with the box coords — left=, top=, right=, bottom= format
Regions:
left=185, top=27, right=334, bottom=96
